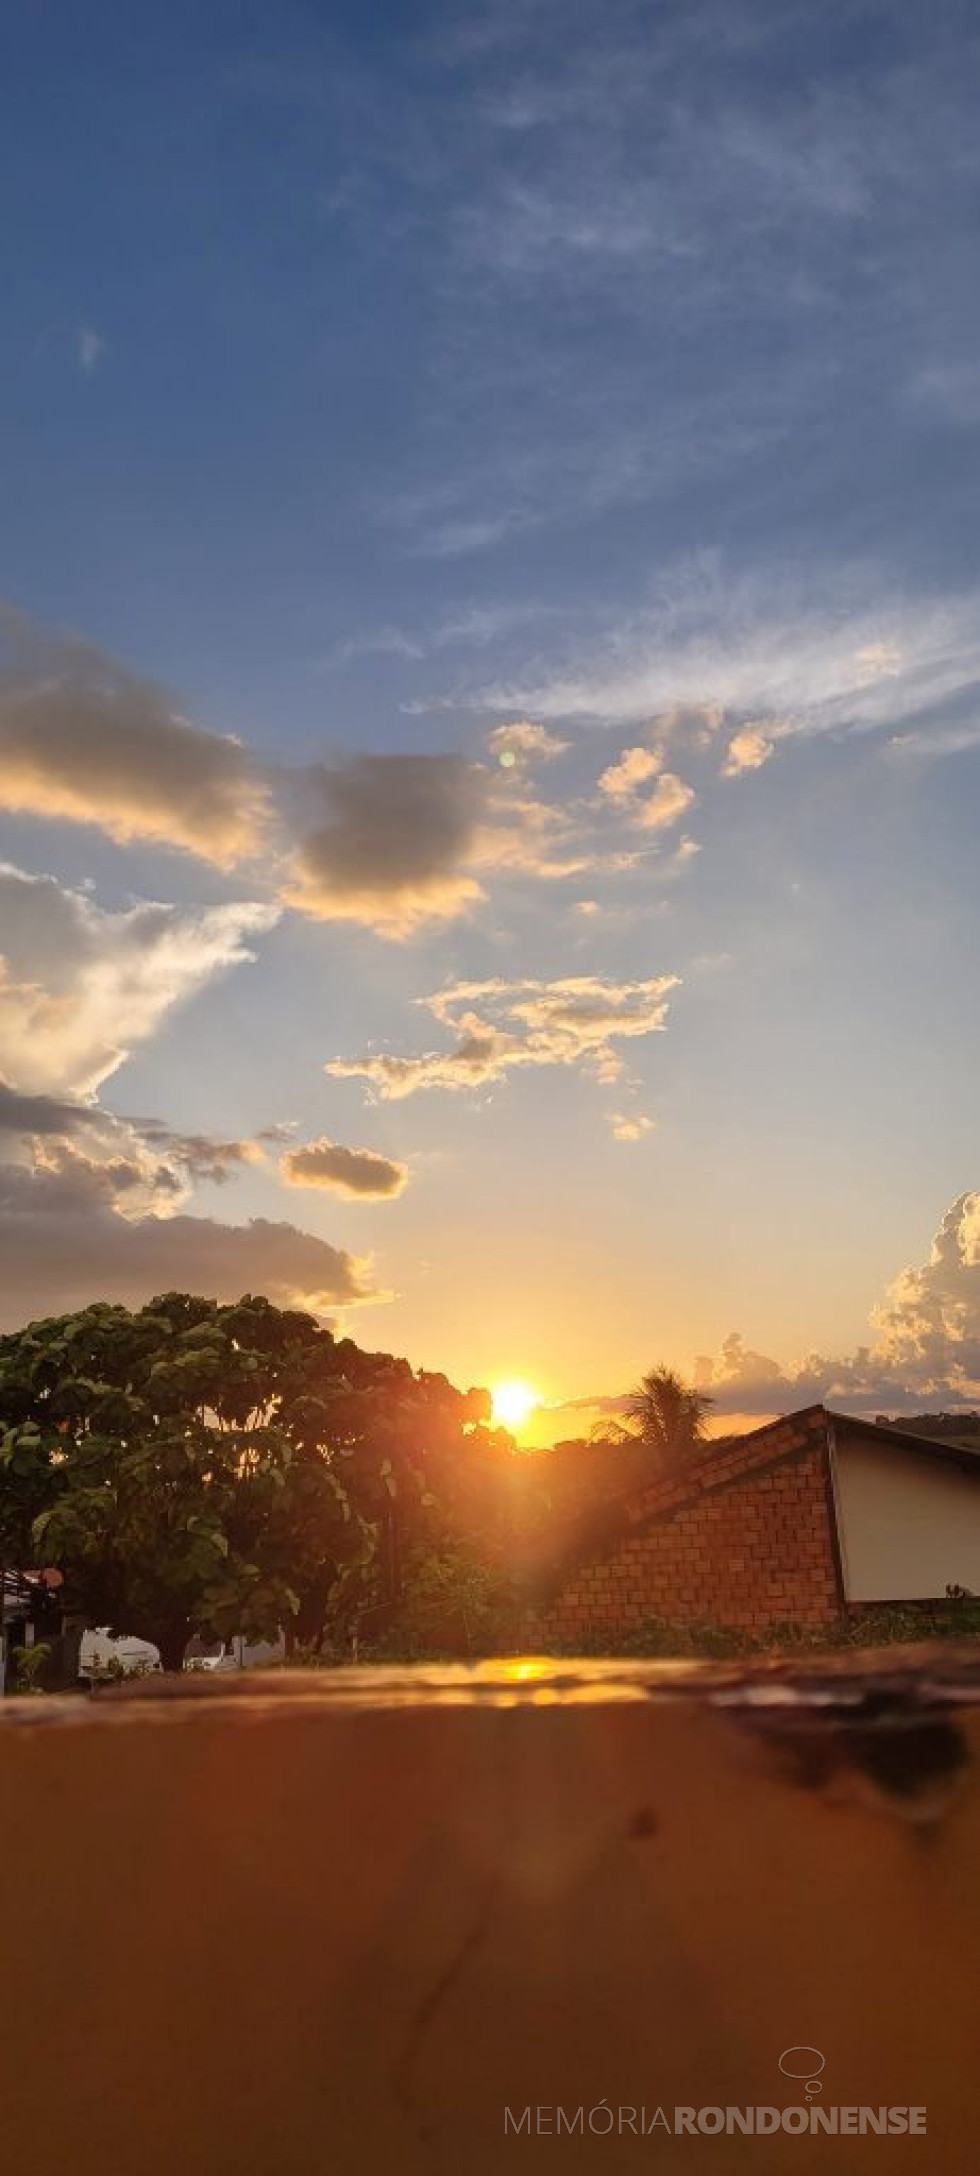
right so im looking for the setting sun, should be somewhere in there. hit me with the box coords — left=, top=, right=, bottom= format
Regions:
left=491, top=1379, right=540, bottom=1434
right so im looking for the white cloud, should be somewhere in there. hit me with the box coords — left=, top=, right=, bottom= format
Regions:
left=609, top=1112, right=656, bottom=1143
left=0, top=1086, right=272, bottom=1220
left=722, top=724, right=774, bottom=777
left=487, top=719, right=569, bottom=765
left=598, top=745, right=662, bottom=799
left=874, top=1192, right=980, bottom=1388
left=466, top=576, right=980, bottom=747
left=635, top=772, right=696, bottom=831
left=697, top=1192, right=980, bottom=1416
left=327, top=972, right=679, bottom=1100
left=0, top=864, right=277, bottom=1096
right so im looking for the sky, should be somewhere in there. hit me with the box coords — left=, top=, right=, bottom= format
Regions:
left=1, top=0, right=979, bottom=1437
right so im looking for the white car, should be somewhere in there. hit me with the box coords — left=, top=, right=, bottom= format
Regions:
left=183, top=1639, right=237, bottom=1672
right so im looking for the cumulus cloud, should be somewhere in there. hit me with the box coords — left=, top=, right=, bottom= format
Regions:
left=0, top=1105, right=279, bottom=1227
left=874, top=1192, right=980, bottom=1386
left=609, top=1112, right=656, bottom=1143
left=595, top=744, right=694, bottom=830
left=0, top=609, right=271, bottom=865
left=0, top=1082, right=104, bottom=1139
left=696, top=1193, right=980, bottom=1417
left=487, top=720, right=569, bottom=765
left=634, top=771, right=696, bottom=830
left=0, top=610, right=671, bottom=941
left=598, top=745, right=662, bottom=799
left=286, top=750, right=596, bottom=932
left=285, top=753, right=488, bottom=937
left=131, top=1121, right=266, bottom=1186
left=327, top=972, right=679, bottom=1100
left=0, top=1086, right=278, bottom=1224
left=723, top=724, right=774, bottom=777
left=0, top=1204, right=375, bottom=1328
left=0, top=864, right=277, bottom=1097
left=0, top=1140, right=182, bottom=1221
left=469, top=790, right=594, bottom=881
left=281, top=1135, right=408, bottom=1198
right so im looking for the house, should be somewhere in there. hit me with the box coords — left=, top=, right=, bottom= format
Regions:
left=533, top=1405, right=980, bottom=1642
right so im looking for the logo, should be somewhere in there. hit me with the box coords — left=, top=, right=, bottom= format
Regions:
left=503, top=2038, right=927, bottom=2138
left=779, top=2047, right=826, bottom=2102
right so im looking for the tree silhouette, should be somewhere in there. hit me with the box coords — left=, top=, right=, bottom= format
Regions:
left=626, top=1365, right=713, bottom=1471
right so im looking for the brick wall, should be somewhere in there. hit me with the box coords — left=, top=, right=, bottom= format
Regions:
left=533, top=1407, right=843, bottom=1642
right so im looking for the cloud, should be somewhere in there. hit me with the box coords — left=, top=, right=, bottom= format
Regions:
left=596, top=745, right=694, bottom=829
left=0, top=1093, right=277, bottom=1221
left=466, top=576, right=980, bottom=747
left=696, top=1193, right=980, bottom=1417
left=487, top=720, right=569, bottom=766
left=598, top=745, right=662, bottom=799
left=0, top=1139, right=182, bottom=1220
left=285, top=753, right=488, bottom=937
left=0, top=610, right=271, bottom=865
left=77, top=325, right=105, bottom=374
left=0, top=611, right=691, bottom=940
left=327, top=972, right=679, bottom=1100
left=468, top=788, right=593, bottom=881
left=281, top=1135, right=408, bottom=1198
left=722, top=723, right=774, bottom=777
left=131, top=1122, right=266, bottom=1186
left=0, top=863, right=277, bottom=1096
left=874, top=1192, right=980, bottom=1386
left=0, top=1204, right=375, bottom=1328
left=634, top=772, right=696, bottom=830
left=609, top=1112, right=656, bottom=1143
left=0, top=1082, right=105, bottom=1139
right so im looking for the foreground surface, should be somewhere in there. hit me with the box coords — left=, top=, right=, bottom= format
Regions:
left=1, top=1651, right=976, bottom=2171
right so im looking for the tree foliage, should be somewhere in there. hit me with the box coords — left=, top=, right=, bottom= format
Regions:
left=626, top=1365, right=713, bottom=1472
left=0, top=1293, right=508, bottom=1668
left=0, top=1297, right=718, bottom=1667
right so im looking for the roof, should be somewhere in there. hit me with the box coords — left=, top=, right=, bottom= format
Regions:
left=527, top=1403, right=980, bottom=1601
left=825, top=1407, right=980, bottom=1478
left=624, top=1403, right=980, bottom=1536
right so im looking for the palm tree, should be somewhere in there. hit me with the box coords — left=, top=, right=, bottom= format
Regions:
left=626, top=1365, right=713, bottom=1470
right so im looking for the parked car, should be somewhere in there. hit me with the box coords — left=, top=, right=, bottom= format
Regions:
left=183, top=1638, right=237, bottom=1672
left=184, top=1635, right=286, bottom=1670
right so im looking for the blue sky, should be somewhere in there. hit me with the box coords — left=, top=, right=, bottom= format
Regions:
left=1, top=0, right=978, bottom=1430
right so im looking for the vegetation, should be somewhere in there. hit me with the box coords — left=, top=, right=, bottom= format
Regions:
left=3, top=1293, right=978, bottom=1672
left=626, top=1364, right=714, bottom=1473
left=0, top=1293, right=515, bottom=1669
left=12, top=1640, right=53, bottom=1694
left=541, top=1591, right=980, bottom=1663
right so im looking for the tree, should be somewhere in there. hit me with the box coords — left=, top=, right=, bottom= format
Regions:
left=0, top=1295, right=372, bottom=1669
left=626, top=1365, right=713, bottom=1472
left=0, top=1294, right=512, bottom=1669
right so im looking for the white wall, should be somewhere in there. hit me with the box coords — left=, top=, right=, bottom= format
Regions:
left=832, top=1429, right=980, bottom=1600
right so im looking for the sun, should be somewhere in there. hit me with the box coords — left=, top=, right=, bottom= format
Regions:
left=491, top=1379, right=540, bottom=1433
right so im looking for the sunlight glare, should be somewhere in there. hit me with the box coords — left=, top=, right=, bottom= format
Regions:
left=491, top=1378, right=540, bottom=1432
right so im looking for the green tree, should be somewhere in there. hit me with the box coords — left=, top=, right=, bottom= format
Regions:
left=0, top=1294, right=514, bottom=1669
left=0, top=1295, right=372, bottom=1669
